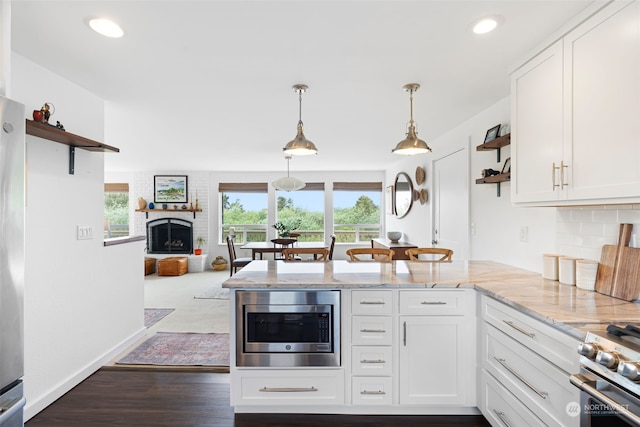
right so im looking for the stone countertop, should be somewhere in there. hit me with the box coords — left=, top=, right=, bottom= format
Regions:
left=222, top=260, right=640, bottom=339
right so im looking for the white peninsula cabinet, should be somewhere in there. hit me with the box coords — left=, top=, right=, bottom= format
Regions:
left=478, top=295, right=580, bottom=427
left=347, top=289, right=477, bottom=413
left=511, top=0, right=640, bottom=205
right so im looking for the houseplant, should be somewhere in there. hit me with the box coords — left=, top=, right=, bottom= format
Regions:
left=272, top=219, right=301, bottom=238
left=194, top=236, right=206, bottom=255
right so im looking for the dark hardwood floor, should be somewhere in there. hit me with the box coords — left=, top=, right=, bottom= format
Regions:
left=26, top=369, right=491, bottom=427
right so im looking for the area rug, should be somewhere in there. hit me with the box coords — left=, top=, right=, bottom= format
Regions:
left=116, top=332, right=229, bottom=367
left=144, top=308, right=175, bottom=328
left=194, top=287, right=229, bottom=300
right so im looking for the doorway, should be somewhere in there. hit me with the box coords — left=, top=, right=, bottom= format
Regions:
left=431, top=143, right=470, bottom=260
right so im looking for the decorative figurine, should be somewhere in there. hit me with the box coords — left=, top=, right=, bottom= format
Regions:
left=55, top=121, right=65, bottom=131
left=41, top=103, right=55, bottom=124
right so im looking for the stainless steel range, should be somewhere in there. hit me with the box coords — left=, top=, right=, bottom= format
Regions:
left=571, top=325, right=640, bottom=426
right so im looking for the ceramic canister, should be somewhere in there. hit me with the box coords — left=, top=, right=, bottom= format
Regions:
left=576, top=259, right=599, bottom=291
left=559, top=257, right=581, bottom=286
left=542, top=254, right=561, bottom=281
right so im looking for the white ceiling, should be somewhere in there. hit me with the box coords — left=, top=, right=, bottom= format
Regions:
left=11, top=0, right=592, bottom=173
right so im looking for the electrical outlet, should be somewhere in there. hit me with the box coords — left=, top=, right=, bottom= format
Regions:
left=77, top=225, right=93, bottom=240
left=471, top=222, right=476, bottom=236
left=520, top=226, right=528, bottom=242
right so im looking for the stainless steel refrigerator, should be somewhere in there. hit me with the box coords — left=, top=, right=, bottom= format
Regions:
left=0, top=96, right=26, bottom=427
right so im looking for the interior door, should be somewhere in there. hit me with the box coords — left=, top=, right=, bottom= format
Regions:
left=432, top=145, right=469, bottom=260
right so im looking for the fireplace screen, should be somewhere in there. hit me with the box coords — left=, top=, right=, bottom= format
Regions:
left=147, top=218, right=193, bottom=254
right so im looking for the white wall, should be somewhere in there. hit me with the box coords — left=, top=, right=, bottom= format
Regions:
left=12, top=53, right=145, bottom=420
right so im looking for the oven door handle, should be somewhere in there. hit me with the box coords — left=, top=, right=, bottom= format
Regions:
left=570, top=373, right=640, bottom=426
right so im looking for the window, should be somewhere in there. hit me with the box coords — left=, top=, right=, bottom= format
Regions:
left=104, top=183, right=129, bottom=238
left=333, top=182, right=382, bottom=243
left=219, top=183, right=268, bottom=244
left=276, top=183, right=324, bottom=242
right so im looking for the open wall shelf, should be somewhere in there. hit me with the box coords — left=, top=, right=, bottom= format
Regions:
left=136, top=208, right=202, bottom=219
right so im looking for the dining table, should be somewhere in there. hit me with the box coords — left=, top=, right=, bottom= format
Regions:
left=240, top=241, right=329, bottom=260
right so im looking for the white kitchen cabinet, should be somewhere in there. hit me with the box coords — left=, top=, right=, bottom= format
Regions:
left=478, top=295, right=580, bottom=427
left=398, top=289, right=476, bottom=406
left=511, top=0, right=640, bottom=205
left=398, top=315, right=470, bottom=405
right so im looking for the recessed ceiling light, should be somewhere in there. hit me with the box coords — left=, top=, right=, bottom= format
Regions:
left=88, top=18, right=124, bottom=38
left=472, top=16, right=503, bottom=34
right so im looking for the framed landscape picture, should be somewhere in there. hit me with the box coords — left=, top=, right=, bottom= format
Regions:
left=154, top=175, right=188, bottom=203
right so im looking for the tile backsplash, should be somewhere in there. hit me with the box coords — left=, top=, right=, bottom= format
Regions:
left=557, top=204, right=640, bottom=261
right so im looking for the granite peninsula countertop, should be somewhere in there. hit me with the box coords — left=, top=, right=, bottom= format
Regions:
left=222, top=260, right=640, bottom=340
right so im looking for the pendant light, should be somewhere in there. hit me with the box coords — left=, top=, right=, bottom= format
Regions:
left=392, top=83, right=432, bottom=155
left=283, top=84, right=318, bottom=156
left=272, top=156, right=306, bottom=191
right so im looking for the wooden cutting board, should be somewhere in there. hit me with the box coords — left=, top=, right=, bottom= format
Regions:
left=595, top=223, right=632, bottom=296
left=611, top=242, right=640, bottom=301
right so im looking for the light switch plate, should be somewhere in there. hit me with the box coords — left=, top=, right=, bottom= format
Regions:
left=77, top=225, right=93, bottom=240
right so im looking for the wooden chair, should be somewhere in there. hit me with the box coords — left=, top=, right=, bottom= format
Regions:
left=282, top=247, right=329, bottom=262
left=227, top=235, right=252, bottom=276
left=328, top=234, right=336, bottom=260
left=271, top=238, right=297, bottom=260
left=405, top=248, right=454, bottom=262
left=346, top=248, right=395, bottom=262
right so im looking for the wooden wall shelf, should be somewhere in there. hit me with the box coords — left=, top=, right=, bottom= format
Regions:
left=136, top=208, right=202, bottom=219
left=25, top=119, right=119, bottom=174
left=476, top=173, right=511, bottom=197
left=476, top=133, right=510, bottom=162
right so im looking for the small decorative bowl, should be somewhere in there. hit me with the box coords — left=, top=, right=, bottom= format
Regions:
left=387, top=231, right=402, bottom=242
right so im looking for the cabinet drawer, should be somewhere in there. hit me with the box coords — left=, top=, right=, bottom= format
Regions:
left=399, top=290, right=466, bottom=315
left=480, top=369, right=545, bottom=427
left=351, top=346, right=393, bottom=376
left=352, top=316, right=393, bottom=345
left=481, top=295, right=579, bottom=373
left=232, top=369, right=345, bottom=405
left=352, top=377, right=393, bottom=405
left=351, top=290, right=393, bottom=315
left=484, top=323, right=579, bottom=427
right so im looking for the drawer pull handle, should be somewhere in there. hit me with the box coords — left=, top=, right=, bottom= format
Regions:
left=360, top=329, right=386, bottom=333
left=360, top=390, right=386, bottom=395
left=360, top=359, right=385, bottom=364
left=492, top=409, right=512, bottom=427
left=360, top=301, right=385, bottom=305
left=260, top=386, right=318, bottom=393
left=502, top=320, right=535, bottom=338
left=421, top=301, right=446, bottom=305
left=494, top=357, right=547, bottom=399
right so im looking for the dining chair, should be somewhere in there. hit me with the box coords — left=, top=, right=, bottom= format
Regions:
left=328, top=234, right=336, bottom=260
left=271, top=238, right=297, bottom=260
left=282, top=247, right=329, bottom=262
left=346, top=248, right=395, bottom=262
left=405, top=248, right=454, bottom=262
left=227, top=235, right=252, bottom=276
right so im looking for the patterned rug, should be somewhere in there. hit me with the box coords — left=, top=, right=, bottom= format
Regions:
left=144, top=308, right=175, bottom=328
left=116, top=332, right=230, bottom=367
left=193, top=287, right=229, bottom=300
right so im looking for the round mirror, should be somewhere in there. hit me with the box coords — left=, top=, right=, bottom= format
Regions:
left=394, top=172, right=414, bottom=218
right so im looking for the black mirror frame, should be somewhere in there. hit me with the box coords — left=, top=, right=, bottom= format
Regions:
left=394, top=172, right=414, bottom=219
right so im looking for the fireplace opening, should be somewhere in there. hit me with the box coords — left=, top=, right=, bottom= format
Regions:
left=146, top=218, right=193, bottom=254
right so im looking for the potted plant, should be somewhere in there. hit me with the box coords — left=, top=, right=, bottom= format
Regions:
left=272, top=219, right=301, bottom=238
left=194, top=236, right=206, bottom=255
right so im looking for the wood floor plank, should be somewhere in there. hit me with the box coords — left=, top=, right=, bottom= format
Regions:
left=26, top=369, right=490, bottom=427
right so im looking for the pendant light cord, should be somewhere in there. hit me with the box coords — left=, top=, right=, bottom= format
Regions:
left=298, top=89, right=303, bottom=126
left=408, top=88, right=415, bottom=127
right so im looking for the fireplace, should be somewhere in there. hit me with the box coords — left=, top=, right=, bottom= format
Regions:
left=146, top=218, right=193, bottom=254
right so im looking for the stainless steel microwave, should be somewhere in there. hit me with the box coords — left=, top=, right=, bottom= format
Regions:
left=236, top=290, right=340, bottom=367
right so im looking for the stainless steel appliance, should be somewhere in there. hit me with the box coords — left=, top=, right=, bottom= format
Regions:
left=0, top=97, right=26, bottom=427
left=236, top=290, right=340, bottom=367
left=571, top=325, right=640, bottom=426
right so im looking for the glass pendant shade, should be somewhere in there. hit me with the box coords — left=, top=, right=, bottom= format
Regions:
left=272, top=156, right=305, bottom=191
left=283, top=84, right=318, bottom=156
left=392, top=83, right=432, bottom=155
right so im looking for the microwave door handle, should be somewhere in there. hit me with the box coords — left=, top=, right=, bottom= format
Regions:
left=570, top=373, right=640, bottom=426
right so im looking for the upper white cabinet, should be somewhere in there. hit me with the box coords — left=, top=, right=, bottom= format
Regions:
left=511, top=0, right=640, bottom=205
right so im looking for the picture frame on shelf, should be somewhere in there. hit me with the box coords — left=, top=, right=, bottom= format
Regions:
left=484, top=124, right=501, bottom=143
left=501, top=157, right=511, bottom=174
left=154, top=175, right=188, bottom=203
left=385, top=185, right=395, bottom=215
